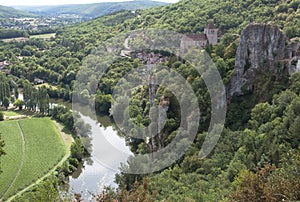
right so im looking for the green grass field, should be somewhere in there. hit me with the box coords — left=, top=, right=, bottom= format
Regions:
left=1, top=110, right=19, bottom=117
left=0, top=118, right=66, bottom=200
left=0, top=110, right=36, bottom=118
left=0, top=121, right=23, bottom=198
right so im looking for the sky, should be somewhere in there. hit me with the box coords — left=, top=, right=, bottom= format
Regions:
left=0, top=0, right=179, bottom=6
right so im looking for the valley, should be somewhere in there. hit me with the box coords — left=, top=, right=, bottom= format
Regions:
left=0, top=0, right=299, bottom=201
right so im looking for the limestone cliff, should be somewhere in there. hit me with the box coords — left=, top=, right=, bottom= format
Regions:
left=229, top=23, right=299, bottom=98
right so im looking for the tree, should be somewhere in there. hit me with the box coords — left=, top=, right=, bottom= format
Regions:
left=14, top=99, right=23, bottom=110
left=231, top=151, right=300, bottom=202
left=89, top=177, right=154, bottom=202
left=23, top=83, right=34, bottom=110
left=0, top=111, right=3, bottom=121
left=249, top=102, right=272, bottom=129
left=95, top=93, right=112, bottom=115
left=289, top=72, right=300, bottom=94
left=70, top=138, right=85, bottom=160
left=231, top=165, right=274, bottom=201
left=13, top=176, right=60, bottom=201
left=37, top=87, right=50, bottom=114
left=289, top=116, right=300, bottom=148
left=14, top=84, right=19, bottom=99
left=3, top=97, right=9, bottom=109
left=0, top=134, right=5, bottom=173
left=0, top=74, right=10, bottom=105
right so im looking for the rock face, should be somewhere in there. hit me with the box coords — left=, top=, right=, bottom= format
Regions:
left=229, top=23, right=299, bottom=97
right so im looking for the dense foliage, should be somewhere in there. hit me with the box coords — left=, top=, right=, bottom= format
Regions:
left=0, top=0, right=299, bottom=201
left=58, top=0, right=300, bottom=44
left=0, top=29, right=29, bottom=39
left=142, top=74, right=300, bottom=201
left=12, top=176, right=60, bottom=202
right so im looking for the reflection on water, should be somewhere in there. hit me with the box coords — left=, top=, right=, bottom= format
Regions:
left=68, top=113, right=132, bottom=200
left=18, top=94, right=132, bottom=199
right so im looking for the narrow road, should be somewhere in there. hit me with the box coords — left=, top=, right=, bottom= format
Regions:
left=0, top=121, right=26, bottom=200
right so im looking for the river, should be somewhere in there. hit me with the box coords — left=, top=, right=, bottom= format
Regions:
left=68, top=112, right=132, bottom=200
left=18, top=94, right=133, bottom=200
left=51, top=100, right=133, bottom=200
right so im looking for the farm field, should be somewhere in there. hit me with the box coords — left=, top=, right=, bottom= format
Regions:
left=0, top=121, right=23, bottom=198
left=1, top=33, right=55, bottom=43
left=0, top=118, right=66, bottom=200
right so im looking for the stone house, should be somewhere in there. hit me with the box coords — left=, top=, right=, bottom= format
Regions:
left=180, top=22, right=218, bottom=54
left=204, top=22, right=218, bottom=45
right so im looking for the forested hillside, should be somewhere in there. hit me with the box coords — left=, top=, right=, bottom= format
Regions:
left=0, top=0, right=299, bottom=201
left=59, top=0, right=299, bottom=43
left=0, top=5, right=34, bottom=18
left=14, top=0, right=169, bottom=18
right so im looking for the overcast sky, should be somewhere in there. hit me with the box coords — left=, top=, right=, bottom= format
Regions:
left=1, top=0, right=179, bottom=6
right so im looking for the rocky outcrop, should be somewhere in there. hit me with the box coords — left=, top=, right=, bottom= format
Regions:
left=229, top=23, right=299, bottom=97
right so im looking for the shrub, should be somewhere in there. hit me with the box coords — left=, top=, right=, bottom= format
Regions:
left=0, top=112, right=4, bottom=121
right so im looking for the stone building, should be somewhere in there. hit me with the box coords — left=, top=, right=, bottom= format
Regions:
left=204, top=22, right=218, bottom=45
left=180, top=22, right=218, bottom=54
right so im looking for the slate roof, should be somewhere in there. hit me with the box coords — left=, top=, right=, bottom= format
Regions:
left=183, top=33, right=207, bottom=41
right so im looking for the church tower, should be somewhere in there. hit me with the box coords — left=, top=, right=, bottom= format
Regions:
left=204, top=22, right=218, bottom=45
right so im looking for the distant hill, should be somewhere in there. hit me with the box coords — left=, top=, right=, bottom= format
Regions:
left=14, top=0, right=169, bottom=18
left=0, top=5, right=35, bottom=18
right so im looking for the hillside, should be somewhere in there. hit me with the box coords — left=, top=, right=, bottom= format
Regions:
left=58, top=0, right=299, bottom=42
left=54, top=0, right=300, bottom=200
left=0, top=0, right=299, bottom=201
left=14, top=0, right=169, bottom=18
left=0, top=5, right=34, bottom=18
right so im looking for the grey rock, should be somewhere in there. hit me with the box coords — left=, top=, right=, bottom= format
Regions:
left=229, top=23, right=299, bottom=98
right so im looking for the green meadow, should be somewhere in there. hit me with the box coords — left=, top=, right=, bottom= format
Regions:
left=0, top=118, right=66, bottom=200
left=29, top=33, right=56, bottom=39
left=1, top=111, right=19, bottom=117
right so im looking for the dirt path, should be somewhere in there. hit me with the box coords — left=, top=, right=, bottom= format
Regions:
left=53, top=120, right=74, bottom=152
left=6, top=120, right=74, bottom=202
left=0, top=121, right=26, bottom=199
left=4, top=115, right=27, bottom=121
